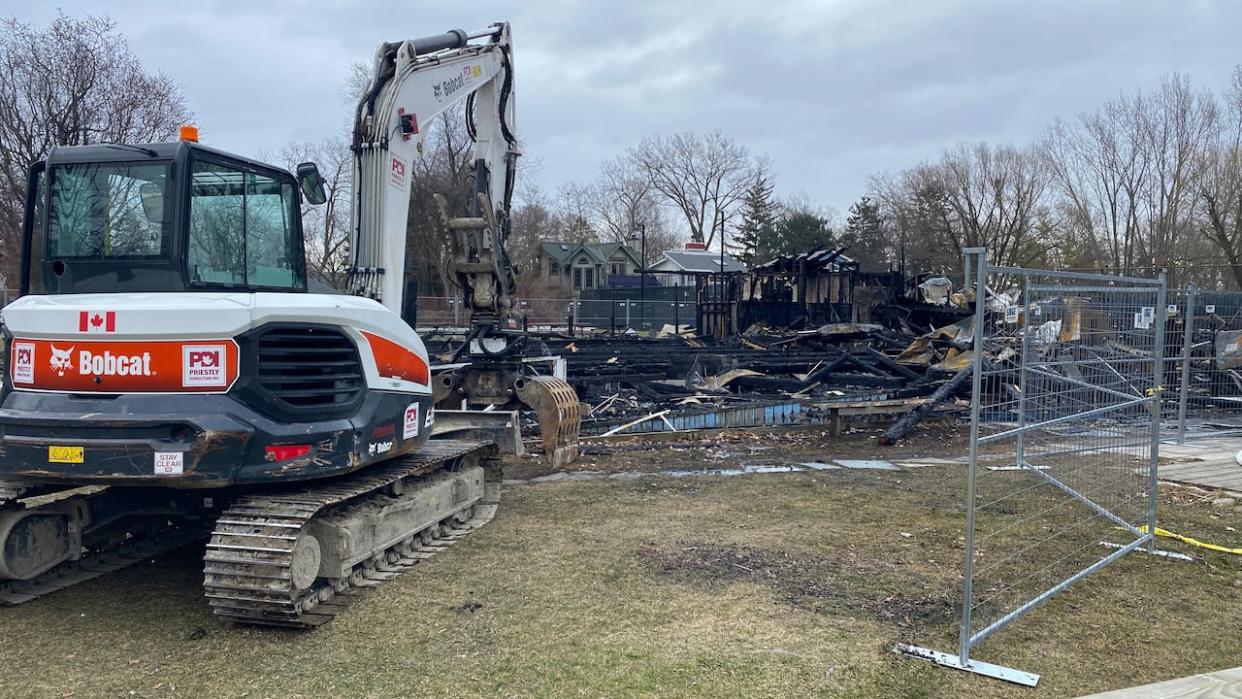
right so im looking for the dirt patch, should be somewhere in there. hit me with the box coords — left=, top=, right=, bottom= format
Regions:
left=636, top=541, right=955, bottom=631
left=863, top=592, right=957, bottom=629
left=451, top=599, right=484, bottom=613
left=637, top=541, right=836, bottom=599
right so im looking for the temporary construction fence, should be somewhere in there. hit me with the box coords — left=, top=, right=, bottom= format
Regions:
left=1166, top=286, right=1242, bottom=442
left=900, top=248, right=1175, bottom=686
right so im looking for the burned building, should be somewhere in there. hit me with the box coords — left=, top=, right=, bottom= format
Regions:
left=740, top=247, right=860, bottom=329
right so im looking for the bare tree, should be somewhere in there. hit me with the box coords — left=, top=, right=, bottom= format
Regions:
left=1043, top=75, right=1214, bottom=276
left=628, top=131, right=757, bottom=250
left=591, top=156, right=652, bottom=241
left=938, top=142, right=1052, bottom=268
left=869, top=168, right=951, bottom=274
left=1043, top=100, right=1147, bottom=274
left=629, top=212, right=681, bottom=266
left=406, top=110, right=475, bottom=295
left=1139, top=74, right=1216, bottom=271
left=579, top=156, right=677, bottom=264
left=508, top=185, right=559, bottom=289
left=554, top=181, right=599, bottom=244
left=0, top=12, right=191, bottom=282
left=277, top=137, right=351, bottom=289
left=1198, top=66, right=1242, bottom=288
left=344, top=61, right=372, bottom=105
left=866, top=143, right=1050, bottom=277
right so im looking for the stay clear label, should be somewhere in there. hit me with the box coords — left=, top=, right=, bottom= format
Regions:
left=154, top=451, right=184, bottom=475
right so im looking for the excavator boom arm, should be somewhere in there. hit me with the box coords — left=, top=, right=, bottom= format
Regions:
left=348, top=24, right=578, bottom=468
left=348, top=23, right=518, bottom=319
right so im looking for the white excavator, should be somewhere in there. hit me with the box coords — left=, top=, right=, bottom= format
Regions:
left=0, top=22, right=578, bottom=627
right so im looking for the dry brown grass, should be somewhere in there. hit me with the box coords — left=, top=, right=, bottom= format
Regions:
left=0, top=432, right=1238, bottom=698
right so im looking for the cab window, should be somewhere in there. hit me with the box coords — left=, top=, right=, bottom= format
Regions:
left=188, top=158, right=305, bottom=290
left=47, top=162, right=170, bottom=259
left=25, top=163, right=47, bottom=294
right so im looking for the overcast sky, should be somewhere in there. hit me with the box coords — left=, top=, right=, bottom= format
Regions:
left=6, top=1, right=1241, bottom=218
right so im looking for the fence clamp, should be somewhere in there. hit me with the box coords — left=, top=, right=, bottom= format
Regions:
left=1145, top=385, right=1165, bottom=397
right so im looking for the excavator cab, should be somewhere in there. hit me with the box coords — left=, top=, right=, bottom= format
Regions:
left=20, top=140, right=317, bottom=298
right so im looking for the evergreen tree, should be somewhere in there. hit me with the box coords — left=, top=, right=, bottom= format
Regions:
left=841, top=196, right=887, bottom=271
left=772, top=211, right=835, bottom=256
left=733, top=173, right=777, bottom=266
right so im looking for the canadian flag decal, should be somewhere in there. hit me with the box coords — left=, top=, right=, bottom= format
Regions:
left=79, top=311, right=116, bottom=333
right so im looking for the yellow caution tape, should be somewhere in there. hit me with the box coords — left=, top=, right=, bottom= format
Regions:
left=1136, top=525, right=1242, bottom=555
left=1145, top=385, right=1165, bottom=396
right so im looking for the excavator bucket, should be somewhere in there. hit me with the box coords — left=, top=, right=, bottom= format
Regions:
left=515, top=376, right=581, bottom=469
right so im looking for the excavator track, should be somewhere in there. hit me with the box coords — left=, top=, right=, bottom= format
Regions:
left=203, top=440, right=498, bottom=628
left=0, top=482, right=216, bottom=606
left=0, top=520, right=208, bottom=606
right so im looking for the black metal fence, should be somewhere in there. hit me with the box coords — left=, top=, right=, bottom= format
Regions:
left=576, top=285, right=696, bottom=332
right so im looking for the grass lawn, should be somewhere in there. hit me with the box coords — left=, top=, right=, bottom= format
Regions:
left=0, top=431, right=1239, bottom=698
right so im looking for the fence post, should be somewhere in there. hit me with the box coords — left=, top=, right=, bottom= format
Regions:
left=674, top=283, right=681, bottom=332
left=1148, top=271, right=1168, bottom=553
left=1176, top=285, right=1196, bottom=445
left=959, top=246, right=988, bottom=665
left=1015, top=276, right=1032, bottom=470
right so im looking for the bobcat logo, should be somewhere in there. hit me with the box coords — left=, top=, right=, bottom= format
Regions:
left=49, top=345, right=74, bottom=377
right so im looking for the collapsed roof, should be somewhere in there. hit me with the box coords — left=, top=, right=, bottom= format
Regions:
left=750, top=247, right=858, bottom=275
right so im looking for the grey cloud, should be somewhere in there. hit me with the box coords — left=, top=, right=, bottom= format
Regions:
left=3, top=0, right=1238, bottom=213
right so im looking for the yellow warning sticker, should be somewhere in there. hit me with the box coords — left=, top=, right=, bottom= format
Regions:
left=48, top=446, right=84, bottom=464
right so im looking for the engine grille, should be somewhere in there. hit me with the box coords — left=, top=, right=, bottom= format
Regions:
left=256, top=327, right=364, bottom=409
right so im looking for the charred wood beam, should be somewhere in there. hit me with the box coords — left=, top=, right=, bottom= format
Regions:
left=802, top=355, right=851, bottom=384
left=866, top=347, right=921, bottom=380
left=731, top=373, right=909, bottom=393
left=878, top=367, right=972, bottom=445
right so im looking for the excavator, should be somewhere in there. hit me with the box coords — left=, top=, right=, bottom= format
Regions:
left=0, top=22, right=579, bottom=627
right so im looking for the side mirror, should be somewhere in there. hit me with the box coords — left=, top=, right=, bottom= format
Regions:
left=139, top=182, right=163, bottom=222
left=296, top=162, right=327, bottom=205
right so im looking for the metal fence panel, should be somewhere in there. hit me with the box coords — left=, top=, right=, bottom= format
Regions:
left=901, top=249, right=1166, bottom=686
left=1167, top=287, right=1242, bottom=442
